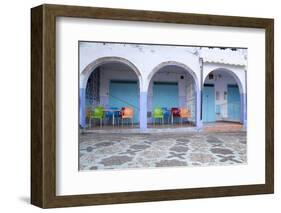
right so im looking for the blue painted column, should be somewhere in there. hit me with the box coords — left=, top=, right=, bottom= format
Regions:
left=139, top=91, right=148, bottom=130
left=240, top=93, right=247, bottom=128
left=196, top=89, right=203, bottom=129
left=79, top=88, right=86, bottom=128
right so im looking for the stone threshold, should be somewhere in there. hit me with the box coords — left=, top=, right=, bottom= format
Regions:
left=82, top=127, right=200, bottom=134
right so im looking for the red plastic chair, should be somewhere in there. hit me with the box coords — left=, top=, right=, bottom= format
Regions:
left=171, top=107, right=180, bottom=124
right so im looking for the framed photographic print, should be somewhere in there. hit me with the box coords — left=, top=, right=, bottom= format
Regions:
left=31, top=4, right=274, bottom=208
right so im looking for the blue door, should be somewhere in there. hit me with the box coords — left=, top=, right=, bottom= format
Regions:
left=152, top=82, right=179, bottom=108
left=202, top=84, right=215, bottom=122
left=109, top=80, right=139, bottom=123
left=227, top=85, right=240, bottom=121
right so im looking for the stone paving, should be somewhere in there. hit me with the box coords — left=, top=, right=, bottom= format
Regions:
left=79, top=131, right=247, bottom=171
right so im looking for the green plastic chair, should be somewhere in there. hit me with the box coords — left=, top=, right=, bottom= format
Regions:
left=89, top=106, right=104, bottom=128
left=153, top=107, right=164, bottom=126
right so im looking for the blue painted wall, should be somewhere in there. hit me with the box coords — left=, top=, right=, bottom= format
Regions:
left=202, top=85, right=215, bottom=122
left=152, top=82, right=179, bottom=109
left=227, top=85, right=241, bottom=121
left=109, top=80, right=139, bottom=123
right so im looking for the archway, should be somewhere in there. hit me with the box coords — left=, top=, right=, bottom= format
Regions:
left=202, top=68, right=245, bottom=124
left=147, top=61, right=199, bottom=127
left=79, top=57, right=143, bottom=128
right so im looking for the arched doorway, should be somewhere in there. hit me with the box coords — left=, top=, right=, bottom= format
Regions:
left=147, top=61, right=199, bottom=127
left=202, top=68, right=245, bottom=124
left=79, top=57, right=142, bottom=128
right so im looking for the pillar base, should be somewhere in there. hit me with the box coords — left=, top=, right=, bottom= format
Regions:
left=243, top=120, right=247, bottom=129
left=196, top=120, right=203, bottom=130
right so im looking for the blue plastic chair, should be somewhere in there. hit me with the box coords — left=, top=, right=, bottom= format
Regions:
left=111, top=107, right=120, bottom=118
left=162, top=107, right=170, bottom=124
left=105, top=107, right=120, bottom=126
left=105, top=109, right=113, bottom=125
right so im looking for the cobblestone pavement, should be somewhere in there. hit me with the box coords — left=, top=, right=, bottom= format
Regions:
left=79, top=132, right=246, bottom=171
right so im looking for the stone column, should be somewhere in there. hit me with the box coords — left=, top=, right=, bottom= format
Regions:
left=241, top=93, right=247, bottom=128
left=79, top=88, right=86, bottom=128
left=139, top=91, right=148, bottom=130
left=196, top=89, right=203, bottom=129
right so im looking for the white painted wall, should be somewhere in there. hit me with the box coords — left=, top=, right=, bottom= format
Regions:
left=80, top=42, right=247, bottom=96
left=186, top=77, right=196, bottom=122
left=200, top=48, right=247, bottom=66
left=79, top=42, right=201, bottom=91
left=203, top=63, right=247, bottom=94
left=81, top=42, right=247, bottom=124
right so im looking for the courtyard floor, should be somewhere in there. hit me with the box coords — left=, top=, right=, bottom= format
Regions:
left=79, top=131, right=247, bottom=171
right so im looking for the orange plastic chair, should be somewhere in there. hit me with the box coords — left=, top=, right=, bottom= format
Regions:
left=179, top=108, right=191, bottom=125
left=121, top=107, right=134, bottom=127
